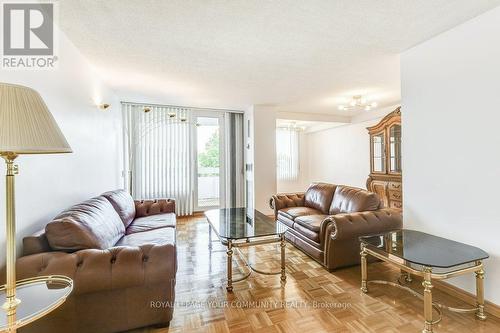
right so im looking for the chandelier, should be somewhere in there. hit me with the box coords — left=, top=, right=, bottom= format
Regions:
left=279, top=122, right=306, bottom=131
left=338, top=95, right=378, bottom=111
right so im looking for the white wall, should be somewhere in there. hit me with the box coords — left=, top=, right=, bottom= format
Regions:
left=247, top=105, right=277, bottom=214
left=243, top=108, right=254, bottom=211
left=0, top=30, right=123, bottom=265
left=402, top=6, right=500, bottom=304
left=306, top=119, right=378, bottom=188
left=304, top=106, right=398, bottom=189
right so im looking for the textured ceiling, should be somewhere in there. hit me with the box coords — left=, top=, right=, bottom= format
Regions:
left=59, top=0, right=500, bottom=115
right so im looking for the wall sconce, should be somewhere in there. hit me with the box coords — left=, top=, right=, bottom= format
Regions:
left=98, top=103, right=110, bottom=110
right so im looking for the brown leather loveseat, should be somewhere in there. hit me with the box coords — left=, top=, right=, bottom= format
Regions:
left=270, top=183, right=402, bottom=270
left=14, top=189, right=177, bottom=333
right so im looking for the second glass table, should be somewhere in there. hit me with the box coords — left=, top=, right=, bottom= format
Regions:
left=360, top=229, right=489, bottom=333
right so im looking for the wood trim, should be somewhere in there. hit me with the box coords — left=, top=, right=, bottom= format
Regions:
left=192, top=212, right=206, bottom=217
left=366, top=106, right=401, bottom=132
left=434, top=280, right=500, bottom=319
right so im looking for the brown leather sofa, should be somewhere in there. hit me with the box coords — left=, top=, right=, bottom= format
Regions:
left=13, top=189, right=177, bottom=333
left=270, top=183, right=402, bottom=271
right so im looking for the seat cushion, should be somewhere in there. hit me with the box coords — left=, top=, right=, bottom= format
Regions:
left=278, top=207, right=322, bottom=220
left=126, top=213, right=176, bottom=235
left=102, top=189, right=136, bottom=227
left=116, top=227, right=176, bottom=247
left=277, top=214, right=295, bottom=228
left=46, top=196, right=125, bottom=251
left=286, top=228, right=323, bottom=255
left=294, top=214, right=328, bottom=233
left=293, top=223, right=320, bottom=243
left=304, top=183, right=337, bottom=214
left=292, top=214, right=329, bottom=244
left=329, top=186, right=381, bottom=215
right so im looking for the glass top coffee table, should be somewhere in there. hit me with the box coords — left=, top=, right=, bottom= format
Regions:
left=359, top=229, right=489, bottom=333
left=205, top=208, right=288, bottom=292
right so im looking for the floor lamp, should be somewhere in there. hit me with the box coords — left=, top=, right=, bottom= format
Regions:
left=0, top=83, right=73, bottom=332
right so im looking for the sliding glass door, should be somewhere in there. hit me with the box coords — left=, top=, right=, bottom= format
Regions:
left=122, top=102, right=243, bottom=215
left=194, top=112, right=225, bottom=211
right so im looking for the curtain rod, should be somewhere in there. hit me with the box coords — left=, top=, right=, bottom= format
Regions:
left=120, top=101, right=245, bottom=114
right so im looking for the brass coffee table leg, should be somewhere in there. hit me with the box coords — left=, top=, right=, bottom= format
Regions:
left=360, top=245, right=368, bottom=293
left=226, top=240, right=233, bottom=292
left=208, top=224, right=213, bottom=250
left=280, top=234, right=286, bottom=285
left=360, top=242, right=488, bottom=329
left=422, top=267, right=434, bottom=333
left=475, top=261, right=487, bottom=320
left=400, top=269, right=412, bottom=283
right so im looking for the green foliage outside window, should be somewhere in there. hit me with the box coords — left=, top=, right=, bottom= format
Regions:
left=198, top=131, right=219, bottom=168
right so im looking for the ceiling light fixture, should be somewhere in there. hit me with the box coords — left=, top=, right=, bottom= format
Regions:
left=338, top=95, right=378, bottom=111
left=279, top=122, right=306, bottom=131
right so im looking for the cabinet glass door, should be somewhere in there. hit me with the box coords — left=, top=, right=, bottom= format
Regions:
left=389, top=124, right=402, bottom=173
left=371, top=133, right=385, bottom=173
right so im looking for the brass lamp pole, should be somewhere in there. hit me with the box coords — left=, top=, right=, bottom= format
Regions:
left=1, top=153, right=20, bottom=319
left=0, top=83, right=74, bottom=332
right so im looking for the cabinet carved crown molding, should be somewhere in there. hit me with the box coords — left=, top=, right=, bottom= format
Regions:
left=366, top=107, right=402, bottom=210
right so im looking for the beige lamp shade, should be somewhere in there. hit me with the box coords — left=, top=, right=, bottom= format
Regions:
left=0, top=83, right=72, bottom=154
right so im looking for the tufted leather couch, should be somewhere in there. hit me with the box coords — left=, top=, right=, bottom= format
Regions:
left=270, top=183, right=402, bottom=271
left=14, top=190, right=177, bottom=333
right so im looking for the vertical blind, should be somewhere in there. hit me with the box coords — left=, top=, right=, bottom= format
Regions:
left=122, top=102, right=245, bottom=216
left=276, top=128, right=300, bottom=181
left=122, top=103, right=194, bottom=215
left=224, top=113, right=245, bottom=208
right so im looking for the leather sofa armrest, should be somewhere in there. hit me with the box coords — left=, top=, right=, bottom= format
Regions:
left=323, top=209, right=402, bottom=270
left=269, top=192, right=305, bottom=219
left=23, top=229, right=51, bottom=256
left=134, top=198, right=176, bottom=218
left=330, top=208, right=402, bottom=240
left=14, top=244, right=177, bottom=295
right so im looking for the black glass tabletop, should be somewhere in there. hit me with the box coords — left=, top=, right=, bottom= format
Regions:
left=204, top=208, right=287, bottom=240
left=360, top=229, right=489, bottom=268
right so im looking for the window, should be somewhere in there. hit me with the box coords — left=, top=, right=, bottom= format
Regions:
left=276, top=128, right=299, bottom=181
left=122, top=103, right=244, bottom=215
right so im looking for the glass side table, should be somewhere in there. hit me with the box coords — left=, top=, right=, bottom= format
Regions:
left=359, top=229, right=489, bottom=333
left=0, top=276, right=73, bottom=332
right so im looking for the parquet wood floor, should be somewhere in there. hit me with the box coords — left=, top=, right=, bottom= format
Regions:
left=130, top=215, right=500, bottom=333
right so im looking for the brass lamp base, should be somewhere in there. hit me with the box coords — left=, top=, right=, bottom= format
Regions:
left=0, top=276, right=73, bottom=332
left=1, top=296, right=20, bottom=312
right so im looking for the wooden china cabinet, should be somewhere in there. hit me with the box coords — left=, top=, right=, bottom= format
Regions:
left=366, top=107, right=402, bottom=210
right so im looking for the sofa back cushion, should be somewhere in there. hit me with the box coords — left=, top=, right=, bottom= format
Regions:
left=329, top=185, right=380, bottom=215
left=304, top=183, right=337, bottom=214
left=102, top=189, right=136, bottom=227
left=45, top=196, right=126, bottom=251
